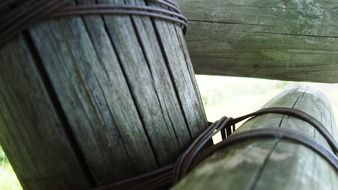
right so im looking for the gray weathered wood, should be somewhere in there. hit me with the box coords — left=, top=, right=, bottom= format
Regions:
left=0, top=0, right=207, bottom=189
left=173, top=86, right=338, bottom=190
left=179, top=0, right=338, bottom=83
left=148, top=1, right=208, bottom=136
left=0, top=35, right=92, bottom=190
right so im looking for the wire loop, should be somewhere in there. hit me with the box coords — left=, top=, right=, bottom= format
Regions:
left=94, top=107, right=338, bottom=190
left=0, top=0, right=187, bottom=46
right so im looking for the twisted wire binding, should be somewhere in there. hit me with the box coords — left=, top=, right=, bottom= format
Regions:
left=94, top=107, right=338, bottom=190
left=0, top=0, right=187, bottom=46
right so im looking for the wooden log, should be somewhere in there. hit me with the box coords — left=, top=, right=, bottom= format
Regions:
left=173, top=86, right=338, bottom=190
left=0, top=0, right=207, bottom=189
left=179, top=0, right=338, bottom=83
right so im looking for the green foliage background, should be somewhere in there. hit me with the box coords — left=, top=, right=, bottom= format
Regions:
left=0, top=146, right=22, bottom=190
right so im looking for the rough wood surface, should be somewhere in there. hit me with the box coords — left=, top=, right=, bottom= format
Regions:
left=0, top=35, right=92, bottom=190
left=173, top=86, right=338, bottom=190
left=179, top=0, right=338, bottom=83
left=0, top=0, right=207, bottom=189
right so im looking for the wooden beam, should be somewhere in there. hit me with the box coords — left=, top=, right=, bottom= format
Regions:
left=173, top=86, right=338, bottom=190
left=0, top=0, right=207, bottom=189
left=179, top=0, right=338, bottom=83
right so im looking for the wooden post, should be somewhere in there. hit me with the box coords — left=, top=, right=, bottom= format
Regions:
left=179, top=0, right=338, bottom=83
left=0, top=0, right=207, bottom=189
left=173, top=86, right=338, bottom=190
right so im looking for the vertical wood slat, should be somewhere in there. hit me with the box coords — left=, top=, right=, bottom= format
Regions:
left=0, top=35, right=92, bottom=190
left=95, top=0, right=190, bottom=166
left=173, top=86, right=338, bottom=190
left=0, top=0, right=207, bottom=189
left=148, top=1, right=208, bottom=136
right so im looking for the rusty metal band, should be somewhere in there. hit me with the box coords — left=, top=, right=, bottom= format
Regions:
left=0, top=0, right=187, bottom=46
left=94, top=107, right=338, bottom=190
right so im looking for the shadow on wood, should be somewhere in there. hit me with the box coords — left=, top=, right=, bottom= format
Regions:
left=0, top=0, right=207, bottom=189
left=173, top=86, right=338, bottom=190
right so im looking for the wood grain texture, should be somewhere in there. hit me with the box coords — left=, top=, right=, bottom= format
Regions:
left=148, top=1, right=208, bottom=137
left=173, top=86, right=338, bottom=190
left=179, top=0, right=338, bottom=82
left=0, top=35, right=92, bottom=190
left=0, top=0, right=207, bottom=189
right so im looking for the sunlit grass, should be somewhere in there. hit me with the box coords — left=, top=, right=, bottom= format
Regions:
left=0, top=147, right=22, bottom=190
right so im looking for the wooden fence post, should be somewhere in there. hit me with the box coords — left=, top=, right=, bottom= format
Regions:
left=0, top=0, right=207, bottom=189
left=179, top=0, right=338, bottom=83
left=173, top=86, right=338, bottom=190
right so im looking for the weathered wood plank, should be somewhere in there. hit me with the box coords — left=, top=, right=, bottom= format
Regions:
left=0, top=35, right=92, bottom=190
left=92, top=0, right=196, bottom=167
left=125, top=0, right=192, bottom=150
left=179, top=0, right=338, bottom=82
left=29, top=8, right=157, bottom=184
left=148, top=3, right=208, bottom=136
left=173, top=86, right=338, bottom=190
left=0, top=0, right=207, bottom=189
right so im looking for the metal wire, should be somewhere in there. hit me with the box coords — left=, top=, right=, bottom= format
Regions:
left=0, top=0, right=187, bottom=46
left=94, top=107, right=338, bottom=190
